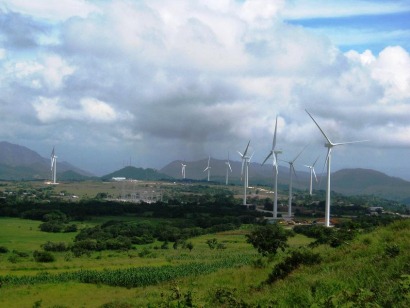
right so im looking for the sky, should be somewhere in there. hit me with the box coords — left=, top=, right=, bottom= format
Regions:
left=1, top=0, right=410, bottom=180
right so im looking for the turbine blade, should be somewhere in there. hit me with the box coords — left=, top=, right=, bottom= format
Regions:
left=249, top=151, right=255, bottom=162
left=313, top=167, right=318, bottom=182
left=261, top=151, right=273, bottom=166
left=292, top=165, right=297, bottom=179
left=243, top=140, right=251, bottom=157
left=312, top=155, right=320, bottom=167
left=333, top=140, right=369, bottom=146
left=319, top=148, right=331, bottom=187
left=237, top=151, right=244, bottom=158
left=272, top=115, right=278, bottom=150
left=305, top=109, right=333, bottom=145
left=228, top=162, right=232, bottom=172
left=292, top=144, right=308, bottom=163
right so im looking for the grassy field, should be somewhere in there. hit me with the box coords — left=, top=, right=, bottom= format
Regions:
left=0, top=216, right=408, bottom=307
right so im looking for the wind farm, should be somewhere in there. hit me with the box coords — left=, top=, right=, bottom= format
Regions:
left=1, top=1, right=409, bottom=306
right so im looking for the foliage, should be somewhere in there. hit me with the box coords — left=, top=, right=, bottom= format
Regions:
left=266, top=248, right=322, bottom=284
left=0, top=245, right=8, bottom=253
left=0, top=254, right=253, bottom=288
left=293, top=224, right=356, bottom=248
left=42, top=241, right=69, bottom=252
left=33, top=250, right=55, bottom=263
left=246, top=223, right=294, bottom=257
left=213, top=287, right=251, bottom=307
left=384, top=244, right=400, bottom=258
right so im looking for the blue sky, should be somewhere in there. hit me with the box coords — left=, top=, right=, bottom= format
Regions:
left=1, top=0, right=410, bottom=180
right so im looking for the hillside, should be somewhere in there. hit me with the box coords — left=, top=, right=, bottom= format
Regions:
left=101, top=166, right=172, bottom=181
left=331, top=168, right=410, bottom=202
left=159, top=158, right=298, bottom=185
left=0, top=141, right=93, bottom=180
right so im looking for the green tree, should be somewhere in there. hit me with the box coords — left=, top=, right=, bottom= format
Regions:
left=246, top=223, right=294, bottom=257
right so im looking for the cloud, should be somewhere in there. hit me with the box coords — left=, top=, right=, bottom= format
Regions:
left=33, top=97, right=131, bottom=124
left=1, top=0, right=100, bottom=22
left=1, top=0, right=410, bottom=178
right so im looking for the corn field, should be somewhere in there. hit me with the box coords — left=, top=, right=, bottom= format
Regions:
left=0, top=253, right=254, bottom=288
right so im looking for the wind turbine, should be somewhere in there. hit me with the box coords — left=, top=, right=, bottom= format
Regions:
left=262, top=115, right=282, bottom=218
left=204, top=156, right=211, bottom=181
left=225, top=152, right=232, bottom=185
left=306, top=109, right=367, bottom=227
left=282, top=145, right=307, bottom=218
left=50, top=147, right=57, bottom=184
left=181, top=162, right=186, bottom=179
left=238, top=140, right=250, bottom=205
left=304, top=156, right=319, bottom=195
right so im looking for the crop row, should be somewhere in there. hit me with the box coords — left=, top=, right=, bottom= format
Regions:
left=0, top=253, right=254, bottom=288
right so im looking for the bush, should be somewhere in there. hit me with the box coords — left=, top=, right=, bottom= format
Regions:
left=0, top=246, right=9, bottom=253
left=12, top=250, right=29, bottom=257
left=385, top=244, right=400, bottom=258
left=246, top=223, right=294, bottom=257
left=39, top=221, right=64, bottom=233
left=266, top=249, right=322, bottom=284
left=33, top=250, right=55, bottom=263
left=42, top=241, right=69, bottom=252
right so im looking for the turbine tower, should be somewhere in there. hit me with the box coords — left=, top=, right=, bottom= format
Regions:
left=225, top=152, right=232, bottom=185
left=181, top=162, right=186, bottom=179
left=50, top=147, right=57, bottom=184
left=306, top=109, right=367, bottom=227
left=238, top=140, right=251, bottom=206
left=262, top=115, right=282, bottom=218
left=203, top=156, right=211, bottom=181
left=304, top=156, right=319, bottom=195
left=246, top=151, right=255, bottom=188
left=282, top=146, right=307, bottom=218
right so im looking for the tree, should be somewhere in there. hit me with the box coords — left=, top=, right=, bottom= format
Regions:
left=246, top=223, right=294, bottom=257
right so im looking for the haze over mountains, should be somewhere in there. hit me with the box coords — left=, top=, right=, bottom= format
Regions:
left=1, top=141, right=410, bottom=203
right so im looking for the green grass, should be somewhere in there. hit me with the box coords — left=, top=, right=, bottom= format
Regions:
left=0, top=217, right=408, bottom=307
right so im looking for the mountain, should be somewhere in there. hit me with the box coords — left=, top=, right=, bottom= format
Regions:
left=0, top=141, right=93, bottom=180
left=159, top=157, right=308, bottom=186
left=160, top=159, right=410, bottom=203
left=101, top=166, right=172, bottom=181
left=330, top=168, right=410, bottom=202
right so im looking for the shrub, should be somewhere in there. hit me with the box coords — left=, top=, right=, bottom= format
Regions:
left=385, top=244, right=400, bottom=258
left=206, top=238, right=218, bottom=249
left=42, top=241, right=69, bottom=252
left=12, top=250, right=29, bottom=257
left=33, top=250, right=55, bottom=263
left=0, top=246, right=9, bottom=253
left=39, top=221, right=64, bottom=233
left=266, top=248, right=322, bottom=284
left=64, top=224, right=78, bottom=233
left=246, top=223, right=294, bottom=257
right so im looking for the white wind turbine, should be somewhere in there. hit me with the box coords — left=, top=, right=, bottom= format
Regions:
left=238, top=140, right=251, bottom=205
left=225, top=152, right=232, bottom=185
left=50, top=147, right=57, bottom=184
left=203, top=156, right=211, bottom=181
left=306, top=109, right=367, bottom=227
left=181, top=162, right=186, bottom=179
left=282, top=146, right=307, bottom=218
left=304, top=156, right=319, bottom=195
left=262, top=115, right=282, bottom=218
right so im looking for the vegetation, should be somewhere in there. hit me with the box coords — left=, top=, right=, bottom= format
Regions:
left=246, top=223, right=294, bottom=257
left=0, top=180, right=408, bottom=307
